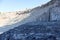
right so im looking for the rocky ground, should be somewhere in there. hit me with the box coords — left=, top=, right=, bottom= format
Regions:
left=0, top=0, right=60, bottom=40
left=0, top=22, right=60, bottom=40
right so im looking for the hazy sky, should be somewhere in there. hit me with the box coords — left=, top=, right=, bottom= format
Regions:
left=0, top=0, right=50, bottom=12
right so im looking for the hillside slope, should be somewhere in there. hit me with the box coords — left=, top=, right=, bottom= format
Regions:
left=0, top=22, right=60, bottom=40
left=0, top=0, right=60, bottom=40
left=0, top=0, right=60, bottom=37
